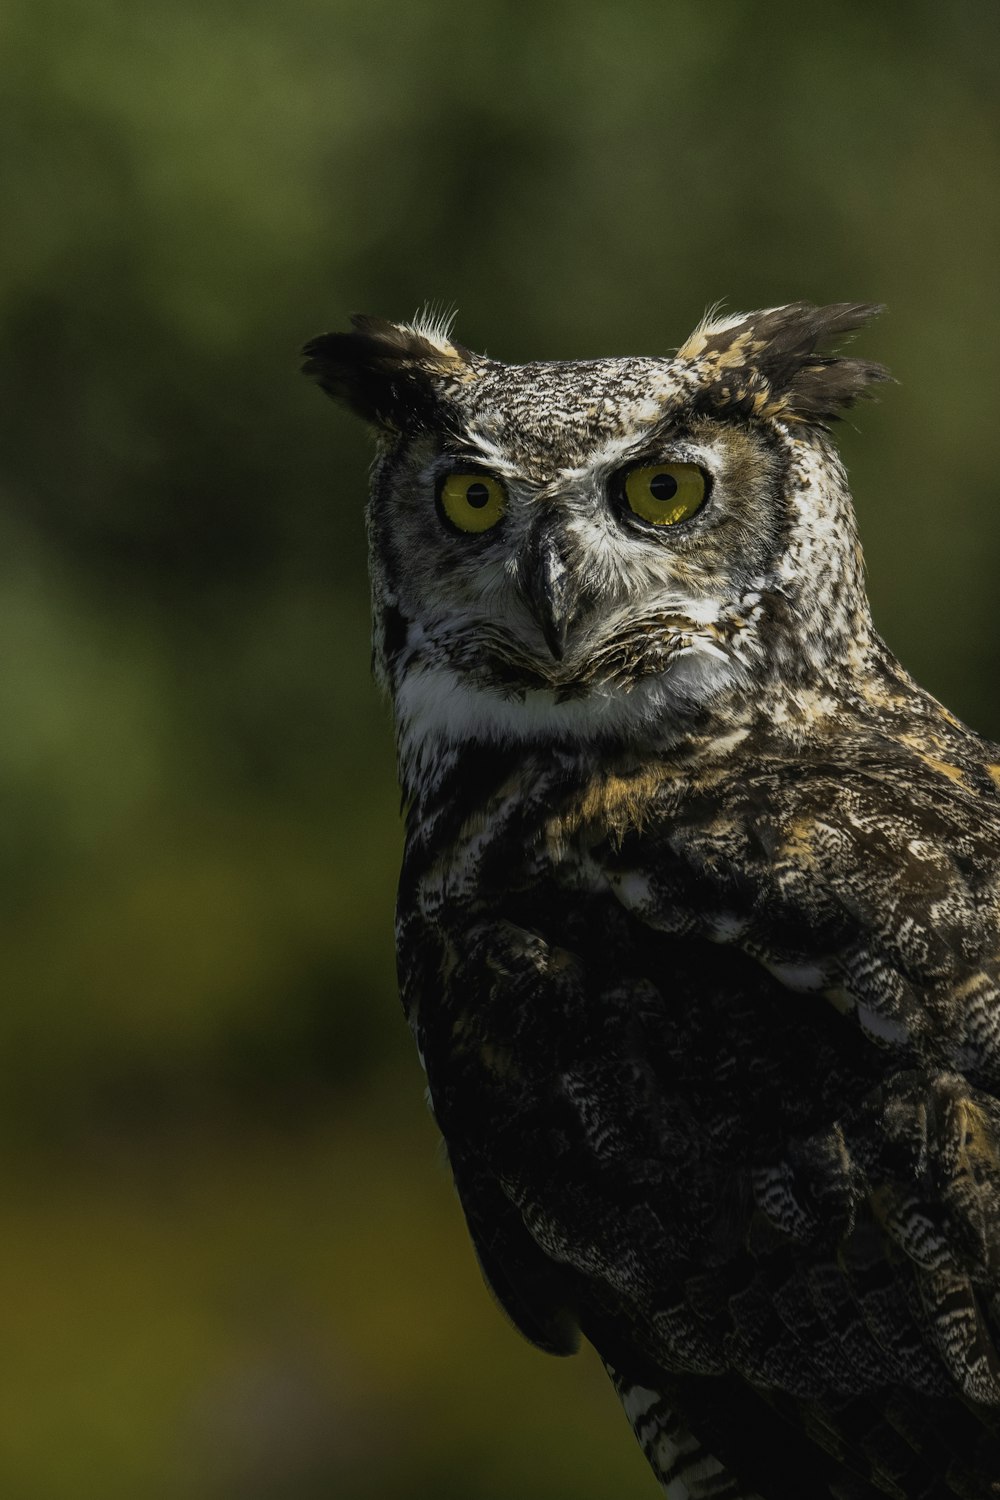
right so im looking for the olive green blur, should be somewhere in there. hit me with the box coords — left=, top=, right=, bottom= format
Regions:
left=2, top=2, right=999, bottom=1494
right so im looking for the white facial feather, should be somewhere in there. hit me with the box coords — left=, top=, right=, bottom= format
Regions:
left=394, top=635, right=747, bottom=783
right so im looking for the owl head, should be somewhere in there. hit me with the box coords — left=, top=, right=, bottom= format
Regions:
left=304, top=303, right=889, bottom=784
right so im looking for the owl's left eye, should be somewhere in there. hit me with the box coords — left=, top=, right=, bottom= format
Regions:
left=437, top=471, right=507, bottom=534
left=617, top=462, right=708, bottom=527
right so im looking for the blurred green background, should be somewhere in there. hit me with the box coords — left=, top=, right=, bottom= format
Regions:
left=2, top=1, right=999, bottom=1495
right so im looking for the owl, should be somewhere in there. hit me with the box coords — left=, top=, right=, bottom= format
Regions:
left=304, top=303, right=1000, bottom=1500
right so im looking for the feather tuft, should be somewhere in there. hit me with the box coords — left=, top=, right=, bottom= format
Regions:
left=301, top=312, right=474, bottom=428
left=679, top=301, right=892, bottom=424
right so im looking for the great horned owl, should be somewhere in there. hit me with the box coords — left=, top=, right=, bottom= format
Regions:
left=304, top=304, right=1000, bottom=1500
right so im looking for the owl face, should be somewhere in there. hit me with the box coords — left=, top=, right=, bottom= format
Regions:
left=304, top=304, right=889, bottom=773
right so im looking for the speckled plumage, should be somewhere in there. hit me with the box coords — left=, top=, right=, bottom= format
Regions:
left=305, top=303, right=1000, bottom=1499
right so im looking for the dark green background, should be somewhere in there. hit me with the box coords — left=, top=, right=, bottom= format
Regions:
left=2, top=2, right=999, bottom=1494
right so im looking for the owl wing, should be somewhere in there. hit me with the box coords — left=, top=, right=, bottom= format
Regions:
left=601, top=752, right=1000, bottom=1083
left=447, top=1138, right=583, bottom=1357
left=597, top=751, right=1000, bottom=1410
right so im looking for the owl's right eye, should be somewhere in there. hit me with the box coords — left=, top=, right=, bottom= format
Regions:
left=437, top=471, right=507, bottom=534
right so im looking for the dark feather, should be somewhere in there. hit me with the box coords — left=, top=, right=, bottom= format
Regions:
left=301, top=313, right=471, bottom=428
left=451, top=1144, right=582, bottom=1356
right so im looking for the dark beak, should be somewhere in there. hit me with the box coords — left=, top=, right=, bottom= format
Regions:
left=522, top=526, right=578, bottom=662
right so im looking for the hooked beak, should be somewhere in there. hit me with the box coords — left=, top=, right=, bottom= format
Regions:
left=521, top=526, right=579, bottom=662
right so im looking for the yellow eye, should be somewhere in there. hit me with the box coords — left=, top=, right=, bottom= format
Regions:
left=622, top=463, right=707, bottom=526
left=438, top=472, right=507, bottom=534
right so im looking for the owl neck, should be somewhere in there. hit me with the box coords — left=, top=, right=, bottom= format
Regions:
left=389, top=613, right=893, bottom=812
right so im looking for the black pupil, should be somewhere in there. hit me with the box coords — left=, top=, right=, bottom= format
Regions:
left=465, top=482, right=490, bottom=509
left=649, top=471, right=679, bottom=501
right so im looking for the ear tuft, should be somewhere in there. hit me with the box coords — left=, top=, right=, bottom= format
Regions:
left=301, top=313, right=474, bottom=428
left=680, top=301, right=892, bottom=423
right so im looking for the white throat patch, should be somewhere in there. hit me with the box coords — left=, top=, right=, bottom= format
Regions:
left=393, top=638, right=746, bottom=789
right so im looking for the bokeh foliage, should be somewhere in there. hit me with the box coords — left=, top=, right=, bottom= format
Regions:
left=2, top=1, right=1000, bottom=1494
